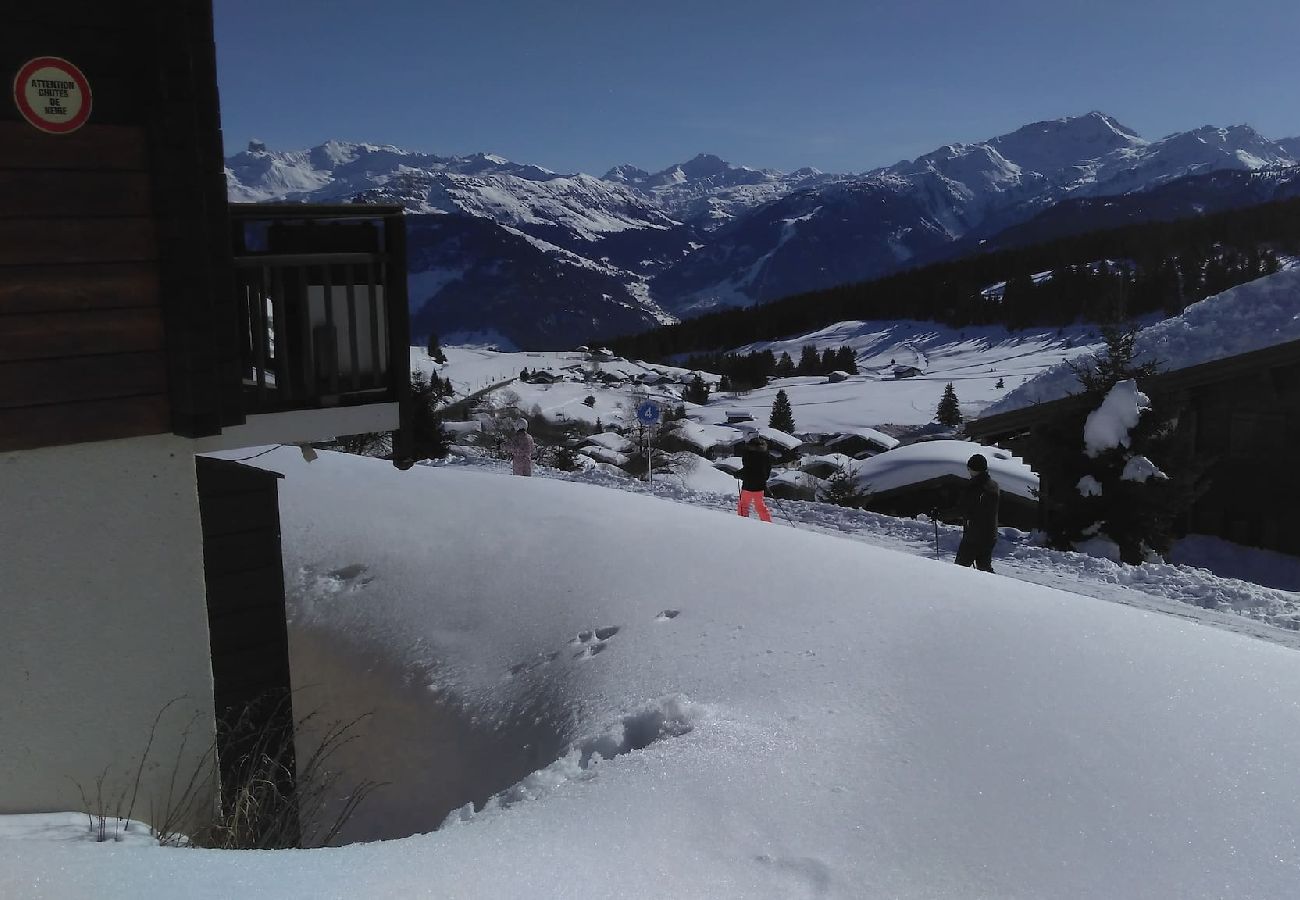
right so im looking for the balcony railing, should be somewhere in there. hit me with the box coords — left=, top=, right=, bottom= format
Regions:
left=229, top=204, right=410, bottom=415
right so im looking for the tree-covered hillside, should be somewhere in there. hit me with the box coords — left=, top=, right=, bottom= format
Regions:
left=607, top=197, right=1300, bottom=360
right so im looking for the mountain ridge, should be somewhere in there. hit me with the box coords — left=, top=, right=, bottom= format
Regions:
left=225, top=113, right=1300, bottom=348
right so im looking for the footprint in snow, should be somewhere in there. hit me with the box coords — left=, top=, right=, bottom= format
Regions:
left=507, top=651, right=560, bottom=678
left=571, top=626, right=620, bottom=659
left=302, top=563, right=373, bottom=595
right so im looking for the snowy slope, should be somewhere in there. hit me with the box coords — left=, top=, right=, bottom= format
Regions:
left=983, top=266, right=1300, bottom=417
left=6, top=450, right=1300, bottom=898
left=415, top=317, right=1105, bottom=438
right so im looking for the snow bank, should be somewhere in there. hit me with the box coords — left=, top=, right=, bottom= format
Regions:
left=7, top=451, right=1300, bottom=900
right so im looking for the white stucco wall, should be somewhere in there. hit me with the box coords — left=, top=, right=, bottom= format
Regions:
left=0, top=434, right=216, bottom=824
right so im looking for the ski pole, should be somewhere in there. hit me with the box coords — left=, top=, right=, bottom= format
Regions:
left=768, top=494, right=798, bottom=528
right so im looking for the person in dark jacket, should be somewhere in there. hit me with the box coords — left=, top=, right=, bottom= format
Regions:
left=954, top=452, right=1000, bottom=572
left=736, top=435, right=773, bottom=522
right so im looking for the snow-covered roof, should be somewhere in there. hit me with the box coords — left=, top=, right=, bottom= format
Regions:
left=767, top=469, right=825, bottom=491
left=853, top=439, right=1038, bottom=500
left=799, top=453, right=860, bottom=474
left=736, top=426, right=802, bottom=451
left=580, top=446, right=631, bottom=466
left=981, top=268, right=1300, bottom=418
left=443, top=420, right=483, bottom=435
left=584, top=432, right=634, bottom=453
left=668, top=420, right=743, bottom=453
left=826, top=426, right=900, bottom=450
left=712, top=456, right=743, bottom=474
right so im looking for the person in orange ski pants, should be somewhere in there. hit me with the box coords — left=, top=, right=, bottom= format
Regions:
left=737, top=434, right=772, bottom=522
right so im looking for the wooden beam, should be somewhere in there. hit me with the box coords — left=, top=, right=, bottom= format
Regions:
left=0, top=170, right=152, bottom=219
left=0, top=351, right=166, bottom=407
left=0, top=217, right=157, bottom=265
left=0, top=123, right=148, bottom=171
left=200, top=530, right=285, bottom=579
left=0, top=393, right=167, bottom=452
left=0, top=308, right=164, bottom=361
left=0, top=262, right=159, bottom=314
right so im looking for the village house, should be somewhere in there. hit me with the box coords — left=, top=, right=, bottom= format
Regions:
left=1, top=2, right=412, bottom=834
left=822, top=427, right=900, bottom=459
left=967, top=338, right=1300, bottom=557
left=853, top=441, right=1040, bottom=530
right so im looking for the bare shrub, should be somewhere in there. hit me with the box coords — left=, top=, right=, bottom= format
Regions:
left=74, top=696, right=381, bottom=850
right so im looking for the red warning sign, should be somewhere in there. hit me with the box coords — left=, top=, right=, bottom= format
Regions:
left=13, top=57, right=92, bottom=134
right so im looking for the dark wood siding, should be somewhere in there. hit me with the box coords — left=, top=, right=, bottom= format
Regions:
left=0, top=1, right=239, bottom=453
left=969, top=339, right=1300, bottom=556
left=196, top=456, right=298, bottom=838
left=197, top=457, right=293, bottom=718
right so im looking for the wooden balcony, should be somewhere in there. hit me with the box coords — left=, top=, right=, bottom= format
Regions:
left=229, top=204, right=410, bottom=416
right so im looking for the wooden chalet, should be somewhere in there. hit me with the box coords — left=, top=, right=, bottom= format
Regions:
left=966, top=338, right=1300, bottom=557
left=1, top=1, right=413, bottom=836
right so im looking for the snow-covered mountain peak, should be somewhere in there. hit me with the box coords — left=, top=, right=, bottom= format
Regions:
left=677, top=152, right=744, bottom=179
left=602, top=163, right=651, bottom=185
left=641, top=153, right=775, bottom=190
left=984, top=111, right=1148, bottom=178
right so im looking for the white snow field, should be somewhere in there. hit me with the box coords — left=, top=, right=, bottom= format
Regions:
left=5, top=448, right=1300, bottom=899
left=417, top=319, right=1110, bottom=436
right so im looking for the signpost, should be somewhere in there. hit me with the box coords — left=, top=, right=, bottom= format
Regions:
left=13, top=57, right=92, bottom=134
left=635, top=399, right=660, bottom=483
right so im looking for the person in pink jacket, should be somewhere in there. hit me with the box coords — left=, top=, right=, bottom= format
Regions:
left=508, top=421, right=535, bottom=476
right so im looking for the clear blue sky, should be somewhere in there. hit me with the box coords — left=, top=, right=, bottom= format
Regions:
left=213, top=0, right=1300, bottom=175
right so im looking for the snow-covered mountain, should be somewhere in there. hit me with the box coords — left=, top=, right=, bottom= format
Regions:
left=658, top=114, right=1298, bottom=313
left=225, top=113, right=1300, bottom=347
left=972, top=164, right=1300, bottom=253
left=603, top=152, right=845, bottom=226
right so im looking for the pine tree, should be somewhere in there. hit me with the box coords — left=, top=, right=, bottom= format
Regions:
left=834, top=346, right=858, bottom=374
left=819, top=465, right=872, bottom=508
left=820, top=348, right=837, bottom=373
left=936, top=383, right=962, bottom=426
left=769, top=389, right=795, bottom=433
left=1069, top=324, right=1160, bottom=393
left=426, top=331, right=447, bottom=364
left=797, top=345, right=819, bottom=375
left=409, top=371, right=450, bottom=461
left=775, top=352, right=795, bottom=377
left=683, top=373, right=710, bottom=405
left=1033, top=324, right=1206, bottom=563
